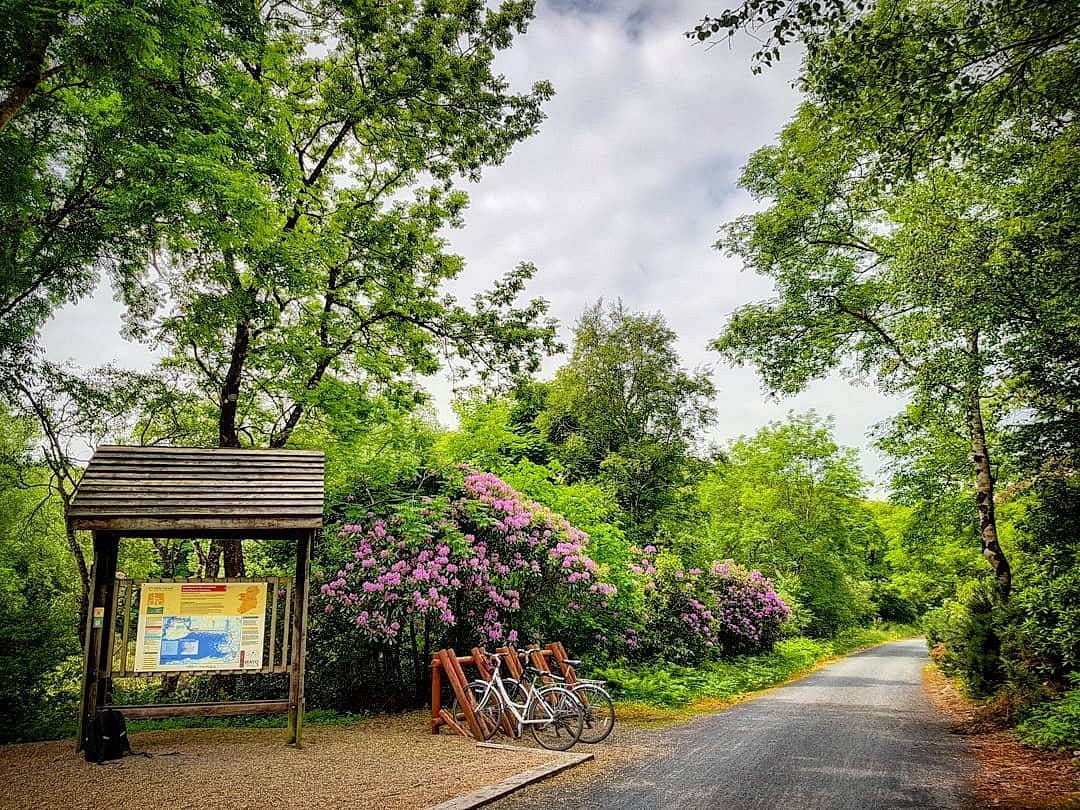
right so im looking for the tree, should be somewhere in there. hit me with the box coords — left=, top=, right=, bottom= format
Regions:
left=689, top=413, right=879, bottom=635
left=691, top=0, right=1079, bottom=169
left=0, top=407, right=83, bottom=741
left=713, top=110, right=987, bottom=592
left=710, top=74, right=1080, bottom=599
left=0, top=0, right=264, bottom=368
left=1, top=362, right=166, bottom=633
left=873, top=407, right=995, bottom=608
left=122, top=0, right=556, bottom=449
left=539, top=302, right=716, bottom=542
left=93, top=0, right=559, bottom=575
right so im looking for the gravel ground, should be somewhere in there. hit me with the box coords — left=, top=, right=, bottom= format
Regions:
left=0, top=712, right=555, bottom=810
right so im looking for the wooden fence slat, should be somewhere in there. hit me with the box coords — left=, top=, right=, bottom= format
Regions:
left=268, top=579, right=279, bottom=671
left=110, top=699, right=289, bottom=719
left=116, top=580, right=132, bottom=676
left=280, top=581, right=293, bottom=672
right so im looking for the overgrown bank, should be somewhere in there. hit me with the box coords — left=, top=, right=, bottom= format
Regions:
left=602, top=626, right=918, bottom=719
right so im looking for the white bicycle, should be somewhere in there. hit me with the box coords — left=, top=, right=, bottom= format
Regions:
left=451, top=651, right=584, bottom=751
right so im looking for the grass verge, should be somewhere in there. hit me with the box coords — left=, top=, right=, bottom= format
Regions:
left=596, top=625, right=920, bottom=725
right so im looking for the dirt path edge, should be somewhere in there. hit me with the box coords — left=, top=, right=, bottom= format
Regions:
left=428, top=745, right=594, bottom=810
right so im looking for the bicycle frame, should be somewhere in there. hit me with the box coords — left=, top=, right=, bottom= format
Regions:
left=474, top=662, right=559, bottom=733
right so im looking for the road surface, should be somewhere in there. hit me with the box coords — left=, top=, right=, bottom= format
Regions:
left=493, top=638, right=971, bottom=809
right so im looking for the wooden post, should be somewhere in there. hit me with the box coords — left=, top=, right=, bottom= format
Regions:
left=286, top=530, right=313, bottom=746
left=547, top=642, right=578, bottom=683
left=438, top=649, right=483, bottom=740
left=431, top=657, right=443, bottom=734
left=77, top=531, right=119, bottom=753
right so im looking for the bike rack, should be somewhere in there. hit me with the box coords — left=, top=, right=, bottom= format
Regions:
left=429, top=642, right=580, bottom=738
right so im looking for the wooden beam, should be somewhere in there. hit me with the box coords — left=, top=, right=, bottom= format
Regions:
left=438, top=708, right=467, bottom=738
left=69, top=517, right=323, bottom=532
left=111, top=699, right=290, bottom=719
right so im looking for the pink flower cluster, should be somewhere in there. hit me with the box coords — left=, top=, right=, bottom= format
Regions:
left=318, top=469, right=616, bottom=645
left=704, top=560, right=790, bottom=651
left=633, top=548, right=790, bottom=657
left=679, top=559, right=788, bottom=653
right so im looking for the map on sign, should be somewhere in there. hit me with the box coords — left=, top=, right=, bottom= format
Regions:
left=134, top=582, right=267, bottom=672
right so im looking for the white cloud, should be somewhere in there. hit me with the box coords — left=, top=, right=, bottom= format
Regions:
left=443, top=0, right=905, bottom=487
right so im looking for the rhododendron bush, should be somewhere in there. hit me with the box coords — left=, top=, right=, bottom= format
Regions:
left=636, top=549, right=791, bottom=664
left=307, top=466, right=791, bottom=710
left=316, top=468, right=616, bottom=655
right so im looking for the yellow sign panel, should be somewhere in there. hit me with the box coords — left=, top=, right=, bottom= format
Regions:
left=134, top=582, right=267, bottom=672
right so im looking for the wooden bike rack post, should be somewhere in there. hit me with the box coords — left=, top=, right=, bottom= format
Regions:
left=472, top=647, right=516, bottom=736
left=435, top=649, right=484, bottom=739
left=546, top=642, right=580, bottom=684
left=494, top=646, right=524, bottom=681
left=527, top=646, right=558, bottom=686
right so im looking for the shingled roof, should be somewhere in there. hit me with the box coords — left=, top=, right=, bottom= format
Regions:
left=68, top=445, right=325, bottom=533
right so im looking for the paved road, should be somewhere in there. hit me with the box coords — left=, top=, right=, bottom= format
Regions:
left=493, top=639, right=972, bottom=810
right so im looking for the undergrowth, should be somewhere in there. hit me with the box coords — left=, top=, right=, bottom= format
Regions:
left=1015, top=678, right=1080, bottom=752
left=596, top=625, right=919, bottom=714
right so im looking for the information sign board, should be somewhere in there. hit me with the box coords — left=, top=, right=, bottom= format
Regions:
left=134, top=582, right=267, bottom=672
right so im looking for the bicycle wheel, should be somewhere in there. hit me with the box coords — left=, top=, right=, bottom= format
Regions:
left=572, top=683, right=615, bottom=743
left=450, top=680, right=503, bottom=740
left=527, top=685, right=583, bottom=751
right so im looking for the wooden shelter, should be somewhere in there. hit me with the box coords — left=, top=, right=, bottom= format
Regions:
left=68, top=445, right=324, bottom=751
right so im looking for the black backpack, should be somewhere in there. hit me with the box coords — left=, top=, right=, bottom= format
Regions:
left=85, top=708, right=132, bottom=763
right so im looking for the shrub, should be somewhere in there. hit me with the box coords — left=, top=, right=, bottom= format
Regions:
left=1016, top=677, right=1080, bottom=751
left=1003, top=478, right=1080, bottom=685
left=795, top=561, right=875, bottom=637
left=871, top=583, right=920, bottom=624
left=923, top=578, right=1004, bottom=696
left=312, top=467, right=617, bottom=709
left=640, top=552, right=790, bottom=664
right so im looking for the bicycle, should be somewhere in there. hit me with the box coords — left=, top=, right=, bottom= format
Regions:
left=503, top=651, right=616, bottom=744
left=449, top=651, right=584, bottom=751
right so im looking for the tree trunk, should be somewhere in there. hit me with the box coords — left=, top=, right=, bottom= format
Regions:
left=217, top=296, right=252, bottom=577
left=0, top=15, right=61, bottom=131
left=60, top=496, right=91, bottom=645
left=967, top=376, right=1011, bottom=601
left=218, top=316, right=250, bottom=449
left=205, top=539, right=222, bottom=577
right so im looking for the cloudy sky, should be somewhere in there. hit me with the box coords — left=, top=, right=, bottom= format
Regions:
left=41, top=0, right=904, bottom=489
